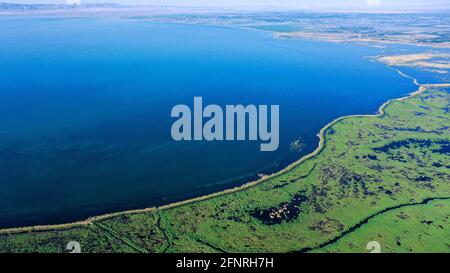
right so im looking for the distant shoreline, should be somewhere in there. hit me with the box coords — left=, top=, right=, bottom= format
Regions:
left=1, top=3, right=449, bottom=14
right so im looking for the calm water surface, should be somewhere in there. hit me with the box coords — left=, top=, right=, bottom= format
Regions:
left=0, top=17, right=416, bottom=228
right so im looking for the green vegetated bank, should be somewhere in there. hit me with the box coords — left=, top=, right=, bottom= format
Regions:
left=0, top=86, right=449, bottom=253
left=316, top=198, right=450, bottom=253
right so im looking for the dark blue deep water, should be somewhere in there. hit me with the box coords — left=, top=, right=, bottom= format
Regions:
left=0, top=17, right=416, bottom=228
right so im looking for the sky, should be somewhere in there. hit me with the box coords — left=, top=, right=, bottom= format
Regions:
left=5, top=0, right=450, bottom=11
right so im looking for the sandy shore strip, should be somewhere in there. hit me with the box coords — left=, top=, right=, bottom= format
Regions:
left=275, top=32, right=450, bottom=50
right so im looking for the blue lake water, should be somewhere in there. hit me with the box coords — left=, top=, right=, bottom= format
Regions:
left=0, top=17, right=416, bottom=228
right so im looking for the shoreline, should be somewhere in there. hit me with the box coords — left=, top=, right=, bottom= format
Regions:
left=2, top=73, right=447, bottom=235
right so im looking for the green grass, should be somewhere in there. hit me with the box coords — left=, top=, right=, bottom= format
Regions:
left=0, top=87, right=449, bottom=253
left=316, top=198, right=450, bottom=253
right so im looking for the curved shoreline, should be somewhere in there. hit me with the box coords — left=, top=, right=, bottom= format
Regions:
left=0, top=72, right=448, bottom=235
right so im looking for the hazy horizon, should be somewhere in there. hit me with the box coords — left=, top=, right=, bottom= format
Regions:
left=3, top=0, right=450, bottom=11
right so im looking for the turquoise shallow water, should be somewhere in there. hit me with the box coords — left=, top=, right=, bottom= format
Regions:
left=0, top=17, right=416, bottom=228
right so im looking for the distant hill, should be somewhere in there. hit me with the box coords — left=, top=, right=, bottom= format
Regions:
left=0, top=2, right=123, bottom=11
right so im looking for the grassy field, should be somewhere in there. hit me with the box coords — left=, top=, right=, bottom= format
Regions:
left=316, top=198, right=450, bottom=253
left=0, top=85, right=448, bottom=253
